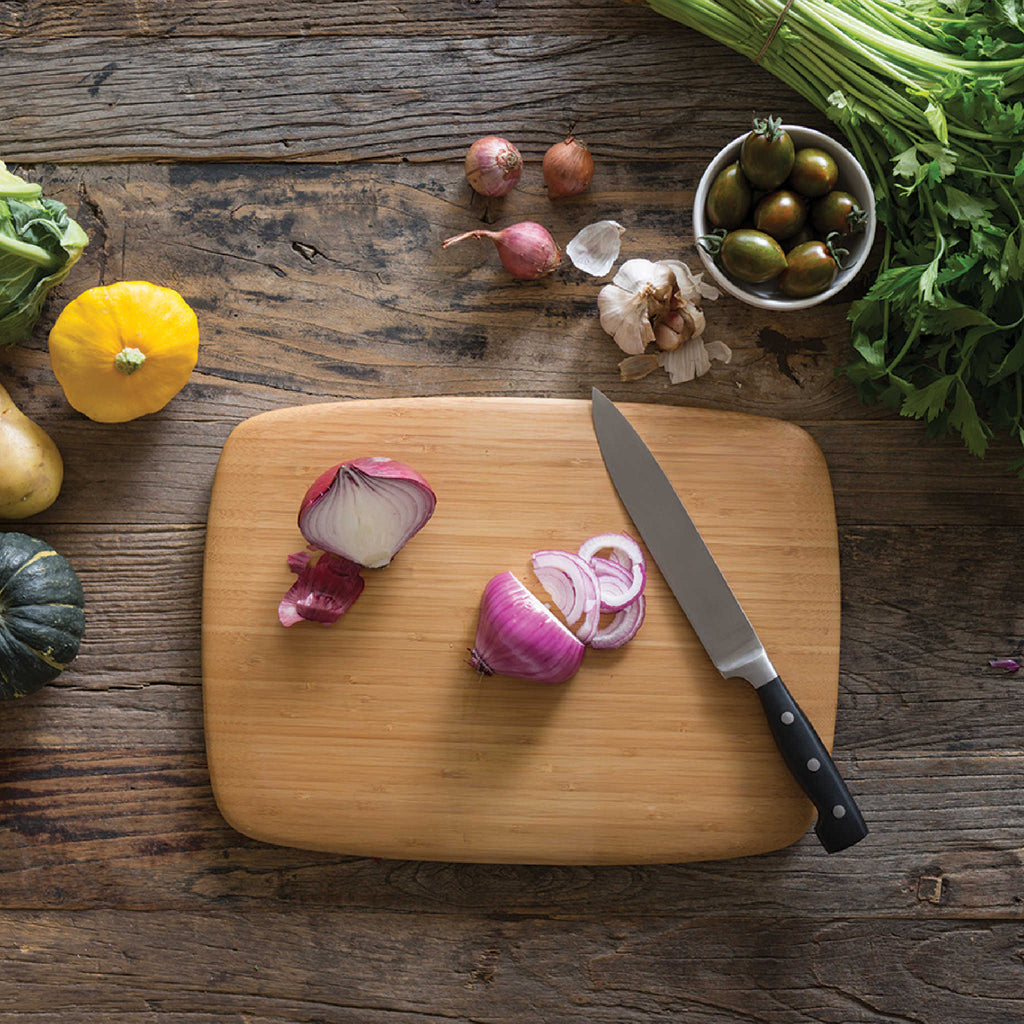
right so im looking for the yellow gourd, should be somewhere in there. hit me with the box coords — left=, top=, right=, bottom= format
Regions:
left=48, top=281, right=199, bottom=423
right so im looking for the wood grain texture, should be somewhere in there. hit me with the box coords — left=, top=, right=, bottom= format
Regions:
left=1, top=910, right=1022, bottom=1022
left=1, top=0, right=666, bottom=39
left=202, top=397, right=839, bottom=862
left=0, top=29, right=817, bottom=163
left=2, top=0, right=1024, bottom=1019
left=0, top=159, right=1004, bottom=529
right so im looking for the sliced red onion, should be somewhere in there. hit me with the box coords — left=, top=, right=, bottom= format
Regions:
left=589, top=555, right=636, bottom=612
left=577, top=532, right=646, bottom=611
left=530, top=548, right=601, bottom=644
left=589, top=593, right=646, bottom=650
left=279, top=551, right=365, bottom=627
left=298, top=456, right=437, bottom=569
left=469, top=571, right=586, bottom=684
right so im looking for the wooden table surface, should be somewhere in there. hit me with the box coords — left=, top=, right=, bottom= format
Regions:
left=2, top=2, right=1022, bottom=1020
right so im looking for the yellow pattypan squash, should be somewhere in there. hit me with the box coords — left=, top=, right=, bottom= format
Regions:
left=48, top=281, right=199, bottom=423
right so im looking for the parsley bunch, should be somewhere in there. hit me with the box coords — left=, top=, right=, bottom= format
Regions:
left=647, top=0, right=1024, bottom=467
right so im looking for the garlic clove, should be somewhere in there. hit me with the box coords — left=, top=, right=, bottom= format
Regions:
left=686, top=304, right=707, bottom=339
left=654, top=322, right=683, bottom=352
left=566, top=220, right=625, bottom=277
left=659, top=301, right=705, bottom=344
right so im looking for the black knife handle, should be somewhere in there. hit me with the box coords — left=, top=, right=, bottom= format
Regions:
left=756, top=675, right=868, bottom=853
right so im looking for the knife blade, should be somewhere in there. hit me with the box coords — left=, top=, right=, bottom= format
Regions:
left=591, top=388, right=867, bottom=854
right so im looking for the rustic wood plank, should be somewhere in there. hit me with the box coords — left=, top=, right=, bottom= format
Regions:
left=2, top=0, right=669, bottom=39
left=2, top=743, right=1022, bottom=915
left=2, top=162, right=1020, bottom=529
left=0, top=911, right=1021, bottom=1022
left=0, top=30, right=819, bottom=163
left=2, top=523, right=1022, bottom=912
left=0, top=0, right=1019, bottom=1018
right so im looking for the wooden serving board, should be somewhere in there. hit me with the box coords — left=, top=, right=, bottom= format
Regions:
left=201, top=396, right=841, bottom=864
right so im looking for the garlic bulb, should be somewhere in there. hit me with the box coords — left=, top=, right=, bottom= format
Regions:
left=597, top=259, right=675, bottom=355
left=597, top=258, right=727, bottom=384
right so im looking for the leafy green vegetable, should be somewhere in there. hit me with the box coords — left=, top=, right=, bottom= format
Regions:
left=646, top=0, right=1024, bottom=466
left=0, top=161, right=88, bottom=347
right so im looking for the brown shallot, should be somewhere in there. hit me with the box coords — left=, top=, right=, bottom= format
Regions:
left=542, top=135, right=595, bottom=198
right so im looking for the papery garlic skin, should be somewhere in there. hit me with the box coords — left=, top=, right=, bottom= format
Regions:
left=566, top=220, right=624, bottom=277
left=661, top=335, right=732, bottom=384
left=661, top=259, right=721, bottom=304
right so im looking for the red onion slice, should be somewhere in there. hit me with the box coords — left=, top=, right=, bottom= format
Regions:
left=589, top=593, right=646, bottom=650
left=589, top=555, right=636, bottom=613
left=577, top=532, right=646, bottom=611
left=298, top=457, right=437, bottom=569
left=530, top=548, right=600, bottom=635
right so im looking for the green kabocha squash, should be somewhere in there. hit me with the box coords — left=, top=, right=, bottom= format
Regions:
left=0, top=532, right=85, bottom=700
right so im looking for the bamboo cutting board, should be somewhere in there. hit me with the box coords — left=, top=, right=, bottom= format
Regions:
left=202, top=396, right=841, bottom=864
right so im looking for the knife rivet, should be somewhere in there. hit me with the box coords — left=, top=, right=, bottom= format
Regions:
left=780, top=711, right=795, bottom=725
left=807, top=758, right=821, bottom=772
left=832, top=805, right=847, bottom=819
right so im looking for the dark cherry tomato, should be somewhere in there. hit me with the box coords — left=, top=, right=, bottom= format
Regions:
left=784, top=225, right=815, bottom=252
left=778, top=240, right=838, bottom=297
left=753, top=189, right=807, bottom=240
left=788, top=148, right=839, bottom=197
left=719, top=229, right=787, bottom=284
left=811, top=190, right=867, bottom=236
left=739, top=117, right=795, bottom=190
left=705, top=161, right=752, bottom=230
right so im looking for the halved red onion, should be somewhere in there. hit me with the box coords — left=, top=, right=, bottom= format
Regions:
left=577, top=532, right=646, bottom=611
left=279, top=550, right=366, bottom=627
left=469, top=571, right=586, bottom=684
left=530, top=548, right=601, bottom=643
left=298, top=456, right=437, bottom=569
left=588, top=593, right=646, bottom=650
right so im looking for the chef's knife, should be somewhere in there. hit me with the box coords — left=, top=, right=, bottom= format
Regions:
left=591, top=388, right=867, bottom=853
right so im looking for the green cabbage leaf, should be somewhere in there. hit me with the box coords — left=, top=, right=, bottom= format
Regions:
left=0, top=161, right=88, bottom=347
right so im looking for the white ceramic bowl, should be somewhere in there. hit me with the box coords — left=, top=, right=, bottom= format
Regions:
left=692, top=125, right=876, bottom=310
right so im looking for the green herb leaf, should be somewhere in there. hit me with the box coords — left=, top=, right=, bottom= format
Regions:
left=648, top=0, right=1024, bottom=471
left=0, top=161, right=88, bottom=347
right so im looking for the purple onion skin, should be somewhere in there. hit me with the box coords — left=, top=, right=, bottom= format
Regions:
left=279, top=551, right=365, bottom=627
